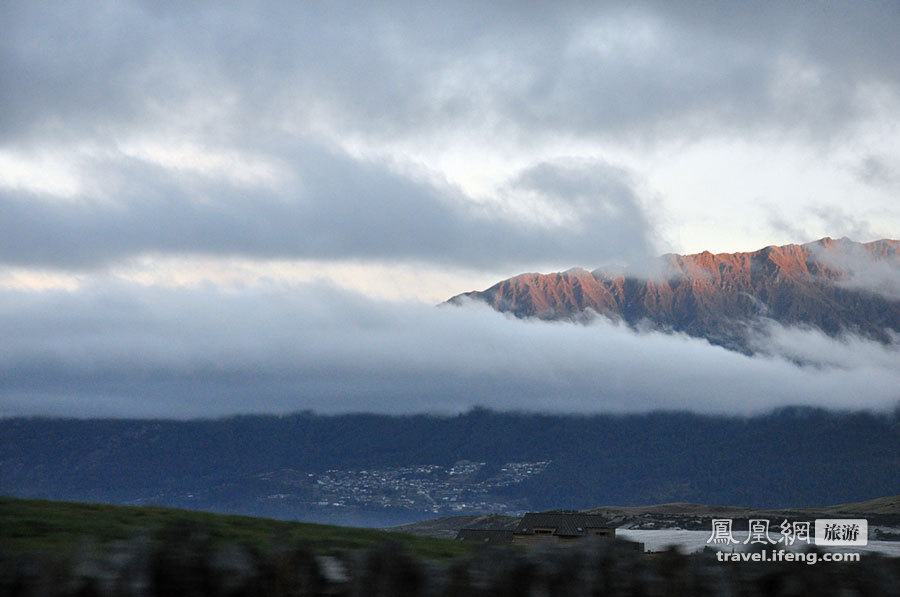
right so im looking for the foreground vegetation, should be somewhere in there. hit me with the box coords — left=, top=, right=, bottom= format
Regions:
left=0, top=496, right=472, bottom=561
left=2, top=497, right=900, bottom=596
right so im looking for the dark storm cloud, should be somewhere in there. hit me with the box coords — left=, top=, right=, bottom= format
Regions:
left=0, top=282, right=897, bottom=419
left=3, top=2, right=898, bottom=146
left=0, top=147, right=655, bottom=269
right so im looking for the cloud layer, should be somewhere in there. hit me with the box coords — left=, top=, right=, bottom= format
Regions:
left=2, top=3, right=899, bottom=419
left=4, top=2, right=899, bottom=145
left=0, top=151, right=655, bottom=271
left=1, top=282, right=897, bottom=418
left=3, top=1, right=900, bottom=272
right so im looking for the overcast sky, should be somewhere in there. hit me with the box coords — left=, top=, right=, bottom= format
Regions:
left=1, top=2, right=899, bottom=417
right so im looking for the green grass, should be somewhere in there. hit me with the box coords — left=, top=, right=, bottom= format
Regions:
left=0, top=496, right=476, bottom=561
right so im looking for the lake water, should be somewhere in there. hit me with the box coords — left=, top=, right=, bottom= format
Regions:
left=617, top=529, right=900, bottom=558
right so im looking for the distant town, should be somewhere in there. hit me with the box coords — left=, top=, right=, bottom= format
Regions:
left=255, top=460, right=551, bottom=516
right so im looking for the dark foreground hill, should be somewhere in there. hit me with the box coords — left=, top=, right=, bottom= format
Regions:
left=449, top=237, right=900, bottom=352
left=2, top=409, right=899, bottom=527
left=1, top=497, right=899, bottom=597
left=0, top=496, right=467, bottom=559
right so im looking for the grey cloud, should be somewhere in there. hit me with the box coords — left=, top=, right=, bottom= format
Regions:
left=808, top=238, right=900, bottom=301
left=856, top=155, right=900, bottom=189
left=0, top=282, right=897, bottom=418
left=510, top=160, right=637, bottom=209
left=0, top=146, right=655, bottom=270
left=767, top=212, right=808, bottom=244
left=766, top=207, right=896, bottom=251
left=3, top=2, right=899, bottom=148
left=2, top=1, right=895, bottom=274
left=810, top=207, right=876, bottom=242
left=748, top=319, right=900, bottom=370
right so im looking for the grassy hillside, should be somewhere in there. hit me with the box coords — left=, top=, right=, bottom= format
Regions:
left=810, top=495, right=900, bottom=515
left=0, top=496, right=473, bottom=561
left=390, top=513, right=521, bottom=539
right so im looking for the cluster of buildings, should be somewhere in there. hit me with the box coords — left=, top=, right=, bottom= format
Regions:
left=456, top=511, right=642, bottom=551
left=294, top=459, right=551, bottom=514
left=456, top=512, right=615, bottom=546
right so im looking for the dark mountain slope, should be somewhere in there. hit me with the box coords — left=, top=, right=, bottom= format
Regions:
left=2, top=409, right=899, bottom=526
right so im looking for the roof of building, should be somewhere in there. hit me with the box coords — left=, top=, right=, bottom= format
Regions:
left=514, top=511, right=614, bottom=537
left=455, top=528, right=515, bottom=543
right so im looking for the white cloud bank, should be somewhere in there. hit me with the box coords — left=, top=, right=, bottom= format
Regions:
left=1, top=282, right=896, bottom=419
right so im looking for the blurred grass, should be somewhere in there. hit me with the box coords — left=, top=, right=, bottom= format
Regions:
left=0, top=496, right=475, bottom=560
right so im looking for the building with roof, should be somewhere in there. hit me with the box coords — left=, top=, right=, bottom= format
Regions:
left=511, top=511, right=616, bottom=546
left=456, top=511, right=619, bottom=547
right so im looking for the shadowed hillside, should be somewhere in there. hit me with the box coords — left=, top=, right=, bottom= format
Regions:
left=2, top=409, right=899, bottom=526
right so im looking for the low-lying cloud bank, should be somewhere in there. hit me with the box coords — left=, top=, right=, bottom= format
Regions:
left=1, top=282, right=897, bottom=418
left=809, top=239, right=900, bottom=301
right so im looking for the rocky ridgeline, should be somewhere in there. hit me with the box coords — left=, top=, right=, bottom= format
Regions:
left=2, top=521, right=899, bottom=596
left=450, top=237, right=900, bottom=352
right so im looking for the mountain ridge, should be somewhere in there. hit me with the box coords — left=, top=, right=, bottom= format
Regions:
left=448, top=237, right=900, bottom=352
